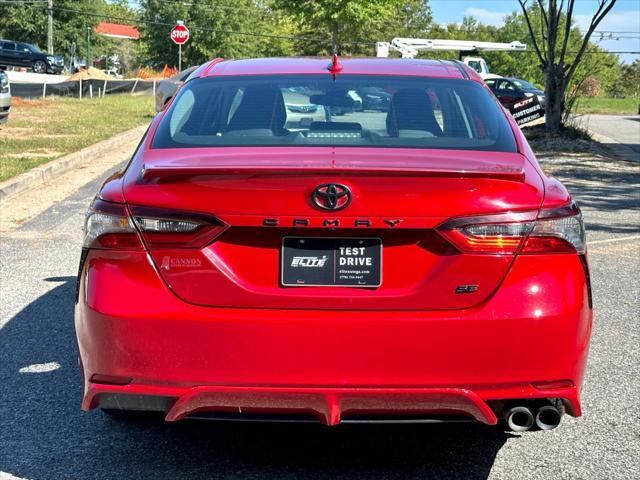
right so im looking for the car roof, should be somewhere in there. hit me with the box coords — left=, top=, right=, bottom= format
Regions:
left=194, top=58, right=475, bottom=80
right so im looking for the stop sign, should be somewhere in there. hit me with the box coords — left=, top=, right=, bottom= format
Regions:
left=171, top=24, right=190, bottom=45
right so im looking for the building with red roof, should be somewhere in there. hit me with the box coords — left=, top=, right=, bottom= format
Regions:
left=94, top=22, right=140, bottom=40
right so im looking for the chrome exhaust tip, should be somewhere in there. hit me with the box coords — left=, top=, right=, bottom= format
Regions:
left=535, top=405, right=562, bottom=431
left=505, top=406, right=534, bottom=432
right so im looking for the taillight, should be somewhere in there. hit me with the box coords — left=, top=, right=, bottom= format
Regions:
left=129, top=206, right=227, bottom=249
left=521, top=204, right=586, bottom=253
left=83, top=200, right=227, bottom=250
left=83, top=198, right=143, bottom=250
left=438, top=203, right=585, bottom=254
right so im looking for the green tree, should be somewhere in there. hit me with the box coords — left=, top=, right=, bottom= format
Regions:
left=619, top=60, right=640, bottom=97
left=272, top=0, right=407, bottom=55
left=0, top=0, right=143, bottom=68
left=137, top=0, right=277, bottom=68
left=518, top=0, right=617, bottom=130
left=0, top=0, right=104, bottom=60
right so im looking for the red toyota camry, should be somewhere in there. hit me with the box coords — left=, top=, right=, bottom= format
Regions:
left=75, top=57, right=592, bottom=432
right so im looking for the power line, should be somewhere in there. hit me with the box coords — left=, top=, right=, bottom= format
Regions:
left=6, top=2, right=638, bottom=57
left=0, top=0, right=46, bottom=3
left=49, top=6, right=371, bottom=46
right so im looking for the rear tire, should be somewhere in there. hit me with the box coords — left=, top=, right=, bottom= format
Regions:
left=33, top=60, right=47, bottom=74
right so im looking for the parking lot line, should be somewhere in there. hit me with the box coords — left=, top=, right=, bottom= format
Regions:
left=589, top=235, right=640, bottom=245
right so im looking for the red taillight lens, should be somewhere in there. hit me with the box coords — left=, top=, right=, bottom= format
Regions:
left=438, top=204, right=585, bottom=254
left=438, top=211, right=536, bottom=254
left=129, top=206, right=227, bottom=249
left=521, top=205, right=586, bottom=253
left=83, top=198, right=143, bottom=250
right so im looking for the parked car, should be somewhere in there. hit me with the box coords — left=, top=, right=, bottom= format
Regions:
left=330, top=89, right=363, bottom=115
left=154, top=66, right=198, bottom=112
left=76, top=58, right=591, bottom=432
left=356, top=86, right=391, bottom=111
left=0, top=40, right=64, bottom=74
left=485, top=77, right=546, bottom=111
left=0, top=69, right=10, bottom=124
left=283, top=90, right=328, bottom=129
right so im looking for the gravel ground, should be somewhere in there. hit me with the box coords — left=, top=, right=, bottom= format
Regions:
left=0, top=156, right=638, bottom=480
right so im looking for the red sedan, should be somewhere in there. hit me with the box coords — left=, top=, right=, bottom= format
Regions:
left=75, top=57, right=592, bottom=432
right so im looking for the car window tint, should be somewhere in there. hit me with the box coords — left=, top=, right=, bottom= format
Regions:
left=170, top=89, right=195, bottom=136
left=2, top=42, right=16, bottom=51
left=513, top=79, right=537, bottom=90
left=153, top=74, right=516, bottom=152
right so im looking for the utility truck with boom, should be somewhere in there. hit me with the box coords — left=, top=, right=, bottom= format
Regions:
left=375, top=38, right=527, bottom=79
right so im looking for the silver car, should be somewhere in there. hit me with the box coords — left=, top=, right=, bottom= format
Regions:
left=155, top=66, right=198, bottom=112
left=0, top=70, right=10, bottom=125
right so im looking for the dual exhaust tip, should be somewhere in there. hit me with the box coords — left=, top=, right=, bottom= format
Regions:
left=505, top=404, right=562, bottom=432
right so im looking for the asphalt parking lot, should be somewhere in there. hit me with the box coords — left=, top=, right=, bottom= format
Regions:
left=1, top=153, right=638, bottom=479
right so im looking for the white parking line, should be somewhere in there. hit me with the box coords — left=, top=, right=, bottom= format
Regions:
left=0, top=471, right=30, bottom=480
left=18, top=362, right=60, bottom=374
left=589, top=235, right=640, bottom=245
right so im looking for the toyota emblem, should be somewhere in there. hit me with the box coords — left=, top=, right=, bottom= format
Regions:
left=312, top=183, right=351, bottom=211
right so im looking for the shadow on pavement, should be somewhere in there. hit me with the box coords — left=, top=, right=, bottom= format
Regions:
left=0, top=277, right=514, bottom=480
left=544, top=159, right=640, bottom=235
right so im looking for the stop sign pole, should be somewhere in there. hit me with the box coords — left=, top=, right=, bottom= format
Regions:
left=171, top=20, right=190, bottom=71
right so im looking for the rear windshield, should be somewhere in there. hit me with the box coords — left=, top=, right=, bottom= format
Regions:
left=152, top=74, right=517, bottom=152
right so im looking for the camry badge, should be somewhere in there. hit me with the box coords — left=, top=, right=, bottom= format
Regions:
left=312, top=183, right=351, bottom=211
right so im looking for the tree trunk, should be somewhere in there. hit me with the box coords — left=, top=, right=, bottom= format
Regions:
left=544, top=64, right=566, bottom=131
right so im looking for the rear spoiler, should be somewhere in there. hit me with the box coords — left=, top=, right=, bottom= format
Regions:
left=141, top=164, right=525, bottom=182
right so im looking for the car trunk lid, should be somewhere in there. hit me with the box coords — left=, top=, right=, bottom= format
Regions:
left=123, top=147, right=543, bottom=310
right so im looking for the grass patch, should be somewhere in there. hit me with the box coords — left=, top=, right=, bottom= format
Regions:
left=0, top=95, right=155, bottom=182
left=573, top=97, right=639, bottom=115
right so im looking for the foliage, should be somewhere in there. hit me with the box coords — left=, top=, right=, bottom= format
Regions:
left=272, top=0, right=432, bottom=55
left=0, top=0, right=630, bottom=99
left=614, top=60, right=640, bottom=97
left=137, top=0, right=288, bottom=68
left=0, top=0, right=101, bottom=57
left=517, top=0, right=617, bottom=130
left=0, top=0, right=143, bottom=70
left=579, top=76, right=602, bottom=97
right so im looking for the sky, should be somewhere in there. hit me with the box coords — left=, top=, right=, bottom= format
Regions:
left=429, top=0, right=640, bottom=63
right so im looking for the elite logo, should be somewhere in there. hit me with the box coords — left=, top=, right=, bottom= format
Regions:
left=291, top=256, right=329, bottom=268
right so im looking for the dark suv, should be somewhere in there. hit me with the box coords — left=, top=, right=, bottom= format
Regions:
left=0, top=40, right=64, bottom=74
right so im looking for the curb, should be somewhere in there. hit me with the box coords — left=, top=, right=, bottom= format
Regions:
left=587, top=129, right=639, bottom=163
left=572, top=114, right=640, bottom=163
left=0, top=124, right=148, bottom=202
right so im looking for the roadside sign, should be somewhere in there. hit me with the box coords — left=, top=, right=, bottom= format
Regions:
left=510, top=96, right=544, bottom=126
left=171, top=24, right=189, bottom=45
left=171, top=23, right=189, bottom=72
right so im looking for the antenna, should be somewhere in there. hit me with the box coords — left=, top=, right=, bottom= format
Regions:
left=327, top=53, right=343, bottom=79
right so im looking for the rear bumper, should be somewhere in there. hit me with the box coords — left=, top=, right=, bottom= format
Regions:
left=85, top=384, right=581, bottom=425
left=75, top=250, right=592, bottom=424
